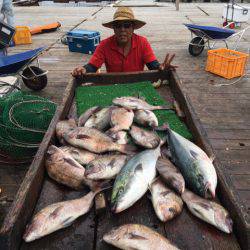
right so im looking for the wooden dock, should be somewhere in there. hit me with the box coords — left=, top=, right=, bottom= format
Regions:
left=0, top=1, right=249, bottom=249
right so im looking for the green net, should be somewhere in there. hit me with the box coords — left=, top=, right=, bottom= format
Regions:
left=0, top=91, right=57, bottom=159
left=76, top=81, right=192, bottom=140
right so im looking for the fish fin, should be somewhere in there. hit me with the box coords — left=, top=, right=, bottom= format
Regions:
left=109, top=158, right=117, bottom=169
left=119, top=144, right=137, bottom=155
left=154, top=123, right=169, bottom=132
left=134, top=163, right=143, bottom=174
left=195, top=201, right=212, bottom=210
left=127, top=232, right=147, bottom=240
left=160, top=190, right=171, bottom=197
left=92, top=180, right=112, bottom=193
left=77, top=134, right=92, bottom=140
left=63, top=156, right=83, bottom=169
left=49, top=206, right=64, bottom=219
left=205, top=182, right=216, bottom=199
left=190, top=150, right=199, bottom=160
left=61, top=216, right=75, bottom=228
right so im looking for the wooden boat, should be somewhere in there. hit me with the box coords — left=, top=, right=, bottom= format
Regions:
left=0, top=70, right=244, bottom=249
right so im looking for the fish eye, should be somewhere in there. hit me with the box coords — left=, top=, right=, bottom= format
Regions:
left=118, top=188, right=124, bottom=195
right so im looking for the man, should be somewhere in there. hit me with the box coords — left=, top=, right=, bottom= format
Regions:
left=72, top=7, right=176, bottom=76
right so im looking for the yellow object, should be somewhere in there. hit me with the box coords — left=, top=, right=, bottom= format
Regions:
left=13, top=26, right=32, bottom=45
left=206, top=48, right=248, bottom=79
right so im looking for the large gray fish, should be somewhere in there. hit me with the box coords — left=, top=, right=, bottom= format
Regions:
left=106, top=130, right=129, bottom=145
left=46, top=145, right=95, bottom=190
left=23, top=189, right=101, bottom=242
left=78, top=106, right=100, bottom=127
left=60, top=145, right=97, bottom=165
left=110, top=107, right=134, bottom=132
left=149, top=179, right=183, bottom=222
left=56, top=119, right=77, bottom=144
left=84, top=107, right=113, bottom=131
left=85, top=154, right=128, bottom=180
left=112, top=96, right=172, bottom=111
left=130, top=125, right=160, bottom=149
left=164, top=124, right=217, bottom=198
left=111, top=146, right=160, bottom=213
left=63, top=127, right=135, bottom=154
left=134, top=109, right=158, bottom=128
left=156, top=158, right=185, bottom=195
left=103, top=224, right=180, bottom=250
left=182, top=190, right=233, bottom=233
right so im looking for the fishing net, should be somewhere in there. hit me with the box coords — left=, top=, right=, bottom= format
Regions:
left=0, top=91, right=57, bottom=159
left=76, top=81, right=192, bottom=140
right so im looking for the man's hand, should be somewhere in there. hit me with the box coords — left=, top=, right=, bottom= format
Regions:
left=71, top=66, right=86, bottom=77
left=159, top=54, right=178, bottom=71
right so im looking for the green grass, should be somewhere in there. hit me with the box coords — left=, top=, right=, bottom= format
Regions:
left=76, top=82, right=192, bottom=140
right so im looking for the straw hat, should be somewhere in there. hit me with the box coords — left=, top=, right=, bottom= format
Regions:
left=102, top=7, right=146, bottom=29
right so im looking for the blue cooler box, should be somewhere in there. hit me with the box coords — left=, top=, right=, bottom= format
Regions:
left=67, top=30, right=100, bottom=54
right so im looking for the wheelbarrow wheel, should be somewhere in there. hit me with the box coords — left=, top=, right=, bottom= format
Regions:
left=22, top=66, right=47, bottom=91
left=188, top=37, right=205, bottom=56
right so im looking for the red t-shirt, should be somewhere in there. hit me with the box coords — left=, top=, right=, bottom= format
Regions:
left=89, top=34, right=157, bottom=72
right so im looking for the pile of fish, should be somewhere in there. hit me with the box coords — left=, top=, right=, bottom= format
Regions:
left=23, top=96, right=233, bottom=249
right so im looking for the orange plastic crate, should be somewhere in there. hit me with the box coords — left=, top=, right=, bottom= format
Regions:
left=206, top=48, right=248, bottom=79
left=13, top=26, right=32, bottom=45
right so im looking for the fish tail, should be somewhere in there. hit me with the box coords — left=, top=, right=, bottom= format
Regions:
left=154, top=105, right=174, bottom=110
left=118, top=143, right=137, bottom=155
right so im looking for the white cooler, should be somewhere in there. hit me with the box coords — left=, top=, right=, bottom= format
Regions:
left=223, top=4, right=250, bottom=23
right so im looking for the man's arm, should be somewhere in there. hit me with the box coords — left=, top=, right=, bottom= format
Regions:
left=146, top=60, right=160, bottom=70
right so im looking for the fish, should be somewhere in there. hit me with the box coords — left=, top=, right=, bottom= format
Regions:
left=60, top=145, right=98, bottom=165
left=63, top=127, right=135, bottom=154
left=106, top=130, right=129, bottom=145
left=112, top=96, right=173, bottom=111
left=134, top=109, right=158, bottom=128
left=78, top=106, right=101, bottom=126
left=103, top=224, right=180, bottom=250
left=110, top=107, right=134, bottom=132
left=111, top=146, right=160, bottom=213
left=46, top=145, right=95, bottom=190
left=84, top=107, right=113, bottom=131
left=23, top=188, right=102, bottom=242
left=85, top=154, right=128, bottom=180
left=149, top=178, right=183, bottom=222
left=130, top=125, right=160, bottom=149
left=156, top=158, right=185, bottom=195
left=56, top=119, right=77, bottom=144
left=164, top=124, right=217, bottom=198
left=182, top=190, right=233, bottom=233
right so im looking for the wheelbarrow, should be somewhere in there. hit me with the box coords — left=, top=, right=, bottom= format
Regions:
left=184, top=23, right=249, bottom=56
left=0, top=47, right=48, bottom=91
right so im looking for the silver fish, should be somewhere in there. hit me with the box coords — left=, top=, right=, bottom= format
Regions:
left=182, top=190, right=233, bottom=233
left=63, top=127, right=135, bottom=154
left=84, top=107, right=113, bottom=131
left=78, top=106, right=100, bottom=126
left=56, top=119, right=77, bottom=144
left=112, top=96, right=172, bottom=111
left=134, top=109, right=158, bottom=128
left=85, top=154, right=127, bottom=180
left=60, top=145, right=97, bottom=165
left=23, top=190, right=100, bottom=242
left=103, top=224, right=180, bottom=250
left=130, top=125, right=160, bottom=149
left=111, top=146, right=160, bottom=213
left=150, top=179, right=183, bottom=222
left=110, top=107, right=134, bottom=132
left=156, top=158, right=185, bottom=194
left=106, top=130, right=129, bottom=145
left=165, top=124, right=217, bottom=198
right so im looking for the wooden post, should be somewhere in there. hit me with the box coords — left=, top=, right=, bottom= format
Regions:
left=176, top=0, right=179, bottom=11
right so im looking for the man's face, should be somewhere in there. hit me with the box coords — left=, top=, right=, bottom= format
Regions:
left=113, top=21, right=134, bottom=45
